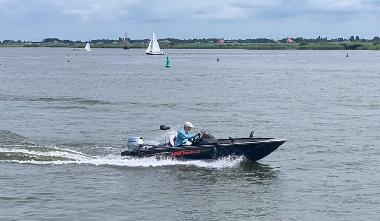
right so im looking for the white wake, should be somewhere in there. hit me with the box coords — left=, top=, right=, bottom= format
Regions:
left=0, top=146, right=244, bottom=169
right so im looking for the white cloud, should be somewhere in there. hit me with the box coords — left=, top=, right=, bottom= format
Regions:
left=51, top=0, right=138, bottom=21
left=308, top=0, right=364, bottom=13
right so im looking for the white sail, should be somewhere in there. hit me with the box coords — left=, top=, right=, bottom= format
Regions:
left=151, top=33, right=161, bottom=52
left=145, top=32, right=163, bottom=55
left=85, top=42, right=91, bottom=51
left=145, top=40, right=152, bottom=53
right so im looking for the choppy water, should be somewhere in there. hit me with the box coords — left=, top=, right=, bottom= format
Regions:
left=0, top=48, right=380, bottom=220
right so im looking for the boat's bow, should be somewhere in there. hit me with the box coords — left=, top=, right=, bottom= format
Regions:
left=242, top=138, right=286, bottom=161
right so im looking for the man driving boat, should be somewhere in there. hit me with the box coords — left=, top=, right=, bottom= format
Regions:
left=175, top=122, right=198, bottom=147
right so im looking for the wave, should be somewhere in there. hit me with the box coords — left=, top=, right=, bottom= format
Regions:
left=0, top=130, right=30, bottom=144
left=0, top=94, right=112, bottom=105
left=0, top=94, right=230, bottom=111
left=0, top=145, right=244, bottom=169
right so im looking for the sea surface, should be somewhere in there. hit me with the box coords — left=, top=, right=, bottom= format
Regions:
left=0, top=48, right=379, bottom=220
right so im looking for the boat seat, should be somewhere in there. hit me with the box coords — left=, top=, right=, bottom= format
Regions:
left=169, top=135, right=176, bottom=147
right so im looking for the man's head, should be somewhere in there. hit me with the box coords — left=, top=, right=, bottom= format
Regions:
left=184, top=122, right=193, bottom=132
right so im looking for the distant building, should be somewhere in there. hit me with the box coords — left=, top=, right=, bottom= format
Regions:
left=287, top=37, right=295, bottom=43
left=43, top=38, right=60, bottom=43
left=160, top=39, right=171, bottom=44
left=216, top=38, right=225, bottom=45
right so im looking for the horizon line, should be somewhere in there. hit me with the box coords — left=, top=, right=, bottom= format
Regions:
left=2, top=35, right=380, bottom=42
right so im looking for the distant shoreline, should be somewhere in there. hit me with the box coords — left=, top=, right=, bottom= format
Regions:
left=1, top=42, right=380, bottom=50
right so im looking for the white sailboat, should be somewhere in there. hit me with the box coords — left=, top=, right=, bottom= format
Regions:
left=145, top=32, right=164, bottom=55
left=85, top=42, right=91, bottom=52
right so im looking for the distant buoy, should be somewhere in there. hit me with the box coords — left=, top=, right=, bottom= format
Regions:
left=165, top=56, right=171, bottom=68
left=346, top=53, right=349, bottom=58
left=217, top=57, right=220, bottom=62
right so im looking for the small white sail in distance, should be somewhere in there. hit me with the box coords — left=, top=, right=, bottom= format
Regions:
left=145, top=32, right=164, bottom=55
left=85, top=42, right=91, bottom=51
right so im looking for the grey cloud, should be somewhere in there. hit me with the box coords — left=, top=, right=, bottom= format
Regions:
left=1, top=0, right=379, bottom=40
left=2, top=0, right=380, bottom=22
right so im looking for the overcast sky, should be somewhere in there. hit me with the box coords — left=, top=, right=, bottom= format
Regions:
left=1, top=0, right=379, bottom=41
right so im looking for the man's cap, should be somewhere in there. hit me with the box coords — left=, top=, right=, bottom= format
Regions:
left=184, top=122, right=194, bottom=128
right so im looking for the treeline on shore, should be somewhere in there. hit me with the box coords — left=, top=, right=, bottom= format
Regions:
left=1, top=36, right=380, bottom=50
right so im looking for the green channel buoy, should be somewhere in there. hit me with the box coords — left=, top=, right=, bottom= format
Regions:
left=165, top=56, right=170, bottom=68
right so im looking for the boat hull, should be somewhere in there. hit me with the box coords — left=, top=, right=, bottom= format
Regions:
left=121, top=138, right=286, bottom=161
left=145, top=51, right=164, bottom=55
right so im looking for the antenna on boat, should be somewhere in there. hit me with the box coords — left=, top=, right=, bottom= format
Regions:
left=249, top=130, right=254, bottom=139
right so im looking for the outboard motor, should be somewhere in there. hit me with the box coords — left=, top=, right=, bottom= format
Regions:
left=160, top=125, right=170, bottom=144
left=127, top=137, right=144, bottom=150
left=160, top=125, right=170, bottom=130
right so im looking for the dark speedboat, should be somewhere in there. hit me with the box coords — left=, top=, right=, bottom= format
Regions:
left=121, top=125, right=286, bottom=161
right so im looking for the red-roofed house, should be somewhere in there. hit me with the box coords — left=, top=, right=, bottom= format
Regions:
left=287, top=37, right=294, bottom=43
left=217, top=38, right=225, bottom=45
